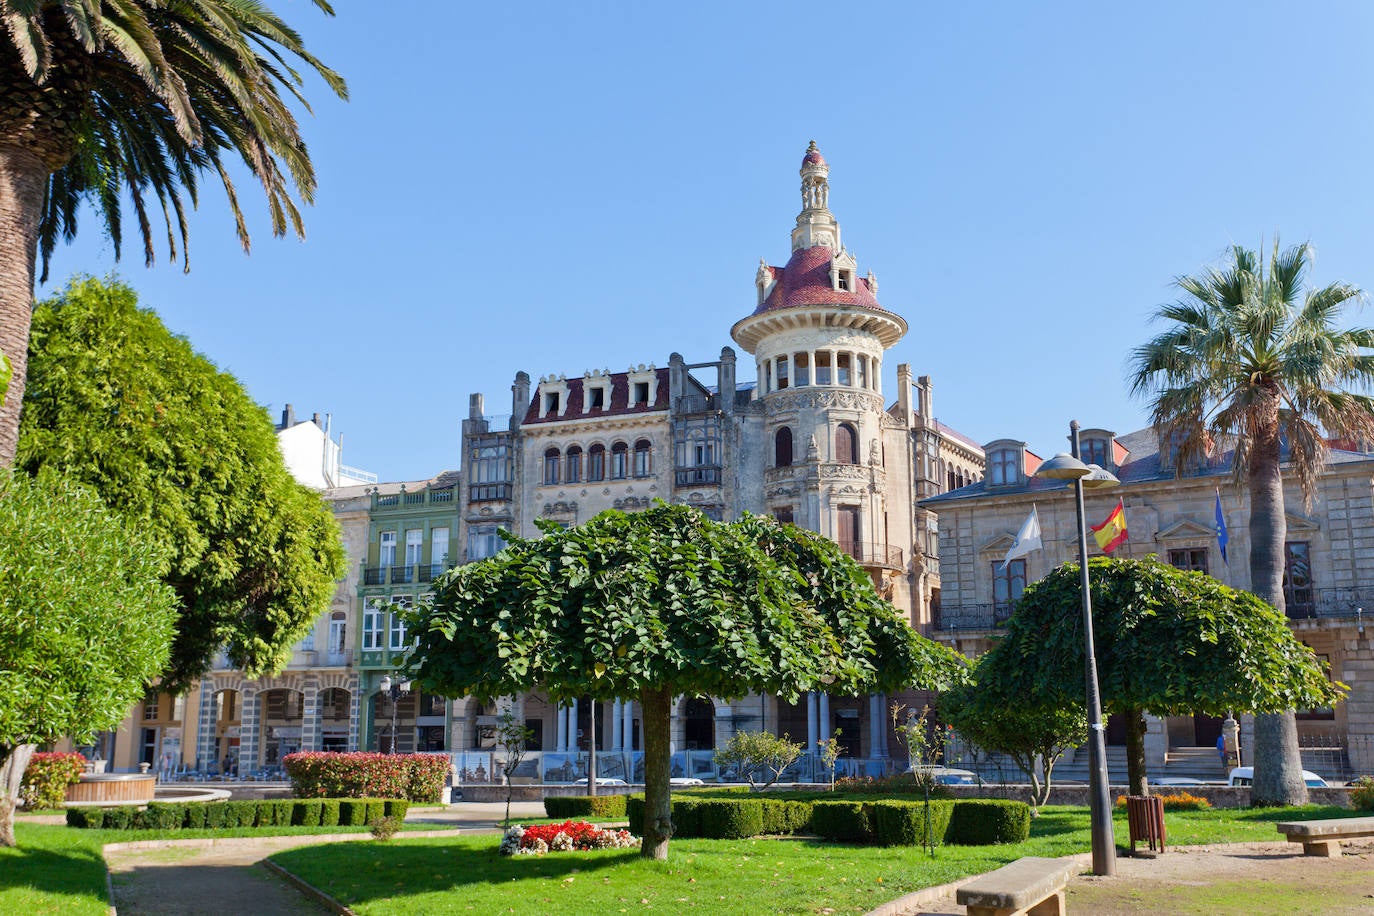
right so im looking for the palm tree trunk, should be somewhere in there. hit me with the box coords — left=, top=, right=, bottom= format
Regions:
left=0, top=147, right=46, bottom=468
left=1248, top=401, right=1309, bottom=807
left=639, top=685, right=673, bottom=860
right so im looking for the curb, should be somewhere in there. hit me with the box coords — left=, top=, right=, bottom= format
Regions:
left=264, top=859, right=357, bottom=916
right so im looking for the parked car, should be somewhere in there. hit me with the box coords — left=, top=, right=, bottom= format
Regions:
left=1150, top=777, right=1211, bottom=787
left=1227, top=766, right=1327, bottom=788
left=913, top=765, right=983, bottom=786
left=669, top=777, right=705, bottom=787
left=572, top=777, right=628, bottom=787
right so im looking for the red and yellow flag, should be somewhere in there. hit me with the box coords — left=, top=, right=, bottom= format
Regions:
left=1091, top=499, right=1128, bottom=554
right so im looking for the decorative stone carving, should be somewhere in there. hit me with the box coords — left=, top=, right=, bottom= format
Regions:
left=763, top=390, right=884, bottom=415
left=818, top=464, right=871, bottom=480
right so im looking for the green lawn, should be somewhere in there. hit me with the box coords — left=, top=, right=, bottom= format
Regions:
left=270, top=805, right=1355, bottom=916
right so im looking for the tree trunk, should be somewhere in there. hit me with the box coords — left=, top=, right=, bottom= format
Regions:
left=639, top=685, right=673, bottom=860
left=1247, top=397, right=1309, bottom=807
left=0, top=744, right=37, bottom=848
left=1123, top=707, right=1147, bottom=796
left=0, top=149, right=46, bottom=468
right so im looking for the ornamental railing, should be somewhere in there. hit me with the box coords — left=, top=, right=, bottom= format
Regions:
left=1284, top=587, right=1374, bottom=620
left=932, top=602, right=1017, bottom=632
left=837, top=541, right=903, bottom=569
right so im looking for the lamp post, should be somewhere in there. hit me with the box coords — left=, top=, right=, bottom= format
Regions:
left=377, top=674, right=412, bottom=754
left=1033, top=420, right=1118, bottom=877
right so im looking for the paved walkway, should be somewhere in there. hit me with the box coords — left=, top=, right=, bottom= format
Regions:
left=103, top=801, right=545, bottom=915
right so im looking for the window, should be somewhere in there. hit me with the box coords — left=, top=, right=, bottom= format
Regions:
left=989, top=449, right=1019, bottom=486
left=1082, top=438, right=1109, bottom=468
left=430, top=527, right=449, bottom=567
left=611, top=441, right=628, bottom=479
left=469, top=436, right=511, bottom=500
left=589, top=444, right=606, bottom=481
left=565, top=446, right=582, bottom=483
left=794, top=353, right=810, bottom=386
left=633, top=439, right=651, bottom=477
left=405, top=529, right=423, bottom=566
left=363, top=602, right=384, bottom=650
left=773, top=507, right=794, bottom=524
left=837, top=353, right=851, bottom=386
left=590, top=387, right=605, bottom=409
left=1284, top=541, right=1313, bottom=615
left=815, top=351, right=832, bottom=385
left=1168, top=548, right=1209, bottom=575
left=544, top=392, right=560, bottom=415
left=544, top=448, right=561, bottom=485
left=836, top=271, right=850, bottom=291
left=467, top=525, right=505, bottom=561
left=993, top=560, right=1026, bottom=614
left=856, top=355, right=867, bottom=389
left=775, top=427, right=793, bottom=467
left=379, top=530, right=396, bottom=567
left=143, top=692, right=160, bottom=720
left=634, top=381, right=650, bottom=406
left=389, top=596, right=412, bottom=650
left=777, top=356, right=789, bottom=390
left=328, top=612, right=347, bottom=656
left=835, top=423, right=859, bottom=464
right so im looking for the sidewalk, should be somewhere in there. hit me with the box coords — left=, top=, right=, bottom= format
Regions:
left=103, top=801, right=546, bottom=915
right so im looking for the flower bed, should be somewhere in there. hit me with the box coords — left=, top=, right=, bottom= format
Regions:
left=21, top=752, right=86, bottom=810
left=499, top=820, right=638, bottom=855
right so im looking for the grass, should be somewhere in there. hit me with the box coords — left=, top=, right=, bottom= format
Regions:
left=270, top=804, right=1356, bottom=915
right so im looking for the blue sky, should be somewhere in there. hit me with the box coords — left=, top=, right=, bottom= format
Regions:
left=43, top=2, right=1374, bottom=482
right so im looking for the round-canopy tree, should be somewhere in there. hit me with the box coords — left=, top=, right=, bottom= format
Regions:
left=977, top=556, right=1344, bottom=797
left=0, top=0, right=345, bottom=468
left=0, top=468, right=178, bottom=847
left=409, top=503, right=966, bottom=860
left=16, top=276, right=345, bottom=689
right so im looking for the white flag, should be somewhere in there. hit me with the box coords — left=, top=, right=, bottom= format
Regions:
left=1002, top=505, right=1042, bottom=568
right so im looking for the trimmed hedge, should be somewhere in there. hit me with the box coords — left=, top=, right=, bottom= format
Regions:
left=758, top=799, right=812, bottom=836
left=871, top=800, right=955, bottom=847
left=948, top=800, right=1032, bottom=845
left=810, top=801, right=873, bottom=842
left=544, top=794, right=629, bottom=820
left=696, top=799, right=763, bottom=839
left=284, top=752, right=449, bottom=803
left=63, top=797, right=408, bottom=831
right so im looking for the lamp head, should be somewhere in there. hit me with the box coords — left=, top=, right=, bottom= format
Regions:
left=1034, top=452, right=1090, bottom=480
left=378, top=675, right=392, bottom=693
left=1080, top=464, right=1121, bottom=490
left=399, top=677, right=413, bottom=694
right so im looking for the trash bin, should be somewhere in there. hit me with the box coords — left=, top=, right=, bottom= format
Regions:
left=1125, top=795, right=1166, bottom=855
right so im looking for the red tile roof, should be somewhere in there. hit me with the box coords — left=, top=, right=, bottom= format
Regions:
left=754, top=245, right=885, bottom=315
left=521, top=368, right=670, bottom=425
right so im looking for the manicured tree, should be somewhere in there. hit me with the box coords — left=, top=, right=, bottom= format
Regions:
left=16, top=277, right=345, bottom=688
left=0, top=468, right=177, bottom=847
left=1131, top=241, right=1374, bottom=805
left=409, top=504, right=966, bottom=860
left=0, top=0, right=345, bottom=468
left=940, top=671, right=1088, bottom=808
left=978, top=556, right=1344, bottom=797
left=713, top=731, right=805, bottom=792
left=493, top=711, right=534, bottom=827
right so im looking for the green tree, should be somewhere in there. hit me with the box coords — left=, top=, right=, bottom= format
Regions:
left=0, top=0, right=346, bottom=468
left=940, top=671, right=1088, bottom=808
left=713, top=730, right=805, bottom=792
left=492, top=711, right=534, bottom=827
left=1131, top=241, right=1374, bottom=805
left=409, top=503, right=966, bottom=860
left=979, top=556, right=1344, bottom=797
left=16, top=276, right=345, bottom=689
left=0, top=468, right=178, bottom=847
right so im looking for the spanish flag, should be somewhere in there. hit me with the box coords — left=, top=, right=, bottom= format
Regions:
left=1091, top=499, right=1128, bottom=554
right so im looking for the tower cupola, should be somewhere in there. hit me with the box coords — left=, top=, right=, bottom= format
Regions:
left=791, top=140, right=842, bottom=253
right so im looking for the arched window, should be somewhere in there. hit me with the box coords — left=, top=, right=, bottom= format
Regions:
left=611, top=441, right=629, bottom=479
left=775, top=427, right=793, bottom=467
left=633, top=439, right=651, bottom=477
left=328, top=612, right=346, bottom=659
left=589, top=444, right=606, bottom=482
left=835, top=423, right=859, bottom=464
left=543, top=447, right=560, bottom=485
left=565, top=446, right=582, bottom=483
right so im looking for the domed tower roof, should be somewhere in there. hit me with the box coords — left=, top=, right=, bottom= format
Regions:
left=732, top=142, right=906, bottom=352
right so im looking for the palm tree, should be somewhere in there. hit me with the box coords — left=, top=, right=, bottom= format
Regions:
left=0, top=1, right=346, bottom=466
left=1130, top=240, right=1374, bottom=806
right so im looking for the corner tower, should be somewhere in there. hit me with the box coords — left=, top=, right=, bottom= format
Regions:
left=731, top=142, right=909, bottom=589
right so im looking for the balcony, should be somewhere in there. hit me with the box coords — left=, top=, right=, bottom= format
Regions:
left=675, top=394, right=716, bottom=414
left=837, top=541, right=903, bottom=570
left=675, top=466, right=721, bottom=487
left=469, top=482, right=512, bottom=502
left=932, top=602, right=1017, bottom=632
left=418, top=563, right=449, bottom=583
left=1285, top=587, right=1374, bottom=620
left=362, top=564, right=451, bottom=586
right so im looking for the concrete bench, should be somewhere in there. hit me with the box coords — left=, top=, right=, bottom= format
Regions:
left=1276, top=816, right=1374, bottom=857
left=955, top=856, right=1082, bottom=916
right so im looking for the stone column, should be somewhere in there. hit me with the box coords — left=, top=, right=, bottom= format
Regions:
left=806, top=692, right=819, bottom=751
left=818, top=693, right=831, bottom=745
left=555, top=702, right=567, bottom=752
left=347, top=674, right=361, bottom=752
left=869, top=695, right=887, bottom=758
left=238, top=686, right=260, bottom=777
left=569, top=697, right=579, bottom=751
left=301, top=680, right=321, bottom=752
left=623, top=700, right=635, bottom=751
left=195, top=679, right=218, bottom=773
left=611, top=699, right=623, bottom=751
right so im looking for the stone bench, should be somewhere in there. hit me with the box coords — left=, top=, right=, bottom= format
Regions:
left=955, top=856, right=1082, bottom=916
left=1276, top=816, right=1374, bottom=857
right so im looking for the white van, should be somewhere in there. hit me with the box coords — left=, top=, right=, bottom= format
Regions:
left=1227, top=766, right=1327, bottom=788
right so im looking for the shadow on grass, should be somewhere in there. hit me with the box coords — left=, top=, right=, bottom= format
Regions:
left=0, top=843, right=108, bottom=901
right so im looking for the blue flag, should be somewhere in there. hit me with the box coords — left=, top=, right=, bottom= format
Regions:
left=1215, top=490, right=1229, bottom=564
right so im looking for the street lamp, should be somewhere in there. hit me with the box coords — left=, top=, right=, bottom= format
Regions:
left=377, top=674, right=412, bottom=754
left=1033, top=420, right=1119, bottom=877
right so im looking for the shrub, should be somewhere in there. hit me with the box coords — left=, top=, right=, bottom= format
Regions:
left=204, top=802, right=226, bottom=829
left=948, top=800, right=1031, bottom=844
left=183, top=803, right=207, bottom=829
left=626, top=795, right=645, bottom=834
left=371, top=815, right=402, bottom=841
left=320, top=798, right=341, bottom=827
left=670, top=798, right=704, bottom=838
left=338, top=799, right=384, bottom=826
left=544, top=794, right=629, bottom=820
left=834, top=772, right=954, bottom=798
left=292, top=799, right=323, bottom=827
left=758, top=798, right=812, bottom=835
left=65, top=807, right=103, bottom=828
left=690, top=799, right=760, bottom=839
left=872, top=800, right=955, bottom=847
left=1349, top=776, right=1374, bottom=811
left=283, top=752, right=450, bottom=803
left=810, top=801, right=874, bottom=842
left=383, top=799, right=411, bottom=820
left=103, top=806, right=136, bottom=830
left=19, top=752, right=86, bottom=810
left=139, top=803, right=185, bottom=830
left=366, top=799, right=387, bottom=825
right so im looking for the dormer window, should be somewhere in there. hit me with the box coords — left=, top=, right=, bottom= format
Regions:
left=590, top=387, right=605, bottom=410
left=989, top=447, right=1020, bottom=486
left=544, top=392, right=560, bottom=416
left=634, top=382, right=649, bottom=406
left=837, top=273, right=850, bottom=290
left=1082, top=437, right=1109, bottom=468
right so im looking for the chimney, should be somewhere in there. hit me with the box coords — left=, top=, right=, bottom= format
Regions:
left=916, top=375, right=933, bottom=419
left=311, top=412, right=321, bottom=427
left=281, top=404, right=296, bottom=429
left=469, top=393, right=485, bottom=420
left=511, top=371, right=531, bottom=424
left=719, top=346, right=736, bottom=414
left=896, top=364, right=913, bottom=424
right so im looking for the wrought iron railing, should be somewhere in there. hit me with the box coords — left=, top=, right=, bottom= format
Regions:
left=932, top=602, right=1017, bottom=632
left=674, top=395, right=716, bottom=414
left=837, top=541, right=903, bottom=569
left=1284, top=587, right=1374, bottom=620
left=675, top=466, right=722, bottom=486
